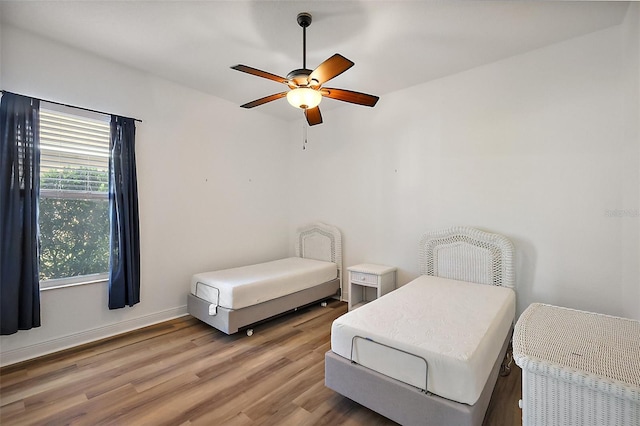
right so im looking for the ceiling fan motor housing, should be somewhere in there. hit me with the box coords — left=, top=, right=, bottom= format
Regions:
left=286, top=68, right=316, bottom=88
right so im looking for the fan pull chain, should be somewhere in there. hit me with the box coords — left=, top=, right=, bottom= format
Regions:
left=302, top=121, right=308, bottom=150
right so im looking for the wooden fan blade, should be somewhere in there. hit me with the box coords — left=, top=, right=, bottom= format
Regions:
left=240, top=92, right=287, bottom=109
left=231, top=65, right=288, bottom=85
left=321, top=88, right=379, bottom=107
left=305, top=106, right=323, bottom=126
left=308, top=54, right=354, bottom=86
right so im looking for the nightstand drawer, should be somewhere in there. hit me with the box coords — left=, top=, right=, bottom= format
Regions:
left=350, top=272, right=378, bottom=285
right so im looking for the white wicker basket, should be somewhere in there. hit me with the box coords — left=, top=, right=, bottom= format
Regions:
left=513, top=303, right=640, bottom=426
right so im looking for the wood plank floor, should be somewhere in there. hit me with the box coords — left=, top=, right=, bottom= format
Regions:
left=0, top=300, right=521, bottom=425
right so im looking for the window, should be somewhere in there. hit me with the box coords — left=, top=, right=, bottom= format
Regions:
left=38, top=104, right=111, bottom=289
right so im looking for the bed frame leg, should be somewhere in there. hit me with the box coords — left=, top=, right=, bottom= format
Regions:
left=321, top=301, right=328, bottom=307
left=499, top=349, right=512, bottom=376
left=246, top=329, right=254, bottom=337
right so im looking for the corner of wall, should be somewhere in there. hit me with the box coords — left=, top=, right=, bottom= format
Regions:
left=636, top=2, right=640, bottom=321
left=622, top=2, right=640, bottom=320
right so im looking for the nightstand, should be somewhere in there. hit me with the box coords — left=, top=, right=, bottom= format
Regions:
left=347, top=263, right=396, bottom=310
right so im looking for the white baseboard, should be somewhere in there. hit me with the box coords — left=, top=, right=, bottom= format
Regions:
left=0, top=305, right=188, bottom=367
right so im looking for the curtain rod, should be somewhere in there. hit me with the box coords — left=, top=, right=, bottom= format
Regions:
left=1, top=90, right=142, bottom=123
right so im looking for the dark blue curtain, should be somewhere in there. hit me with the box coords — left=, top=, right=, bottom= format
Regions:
left=0, top=93, right=41, bottom=335
left=108, top=116, right=140, bottom=309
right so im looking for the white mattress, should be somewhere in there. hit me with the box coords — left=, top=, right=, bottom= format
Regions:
left=330, top=275, right=515, bottom=405
left=190, top=257, right=337, bottom=310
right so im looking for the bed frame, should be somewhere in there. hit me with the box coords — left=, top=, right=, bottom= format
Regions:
left=188, top=222, right=342, bottom=335
left=325, top=226, right=515, bottom=426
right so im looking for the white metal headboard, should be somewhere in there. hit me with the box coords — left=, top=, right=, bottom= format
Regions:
left=295, top=222, right=343, bottom=285
left=419, top=226, right=515, bottom=288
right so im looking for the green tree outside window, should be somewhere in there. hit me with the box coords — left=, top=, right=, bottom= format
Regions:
left=39, top=167, right=109, bottom=281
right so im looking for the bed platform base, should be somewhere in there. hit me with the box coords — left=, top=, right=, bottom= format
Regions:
left=325, top=327, right=511, bottom=426
left=188, top=278, right=340, bottom=335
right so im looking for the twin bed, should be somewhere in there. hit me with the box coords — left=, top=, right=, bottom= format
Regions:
left=188, top=224, right=515, bottom=426
left=187, top=222, right=342, bottom=335
left=325, top=226, right=516, bottom=426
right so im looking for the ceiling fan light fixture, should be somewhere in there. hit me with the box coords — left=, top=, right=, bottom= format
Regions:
left=286, top=87, right=322, bottom=109
left=231, top=12, right=378, bottom=125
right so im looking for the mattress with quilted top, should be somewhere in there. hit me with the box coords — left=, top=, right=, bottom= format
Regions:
left=331, top=274, right=515, bottom=405
left=190, top=257, right=337, bottom=310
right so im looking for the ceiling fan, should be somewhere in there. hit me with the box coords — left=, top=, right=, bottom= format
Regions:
left=231, top=12, right=379, bottom=126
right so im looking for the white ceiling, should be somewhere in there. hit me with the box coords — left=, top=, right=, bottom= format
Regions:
left=0, top=1, right=630, bottom=121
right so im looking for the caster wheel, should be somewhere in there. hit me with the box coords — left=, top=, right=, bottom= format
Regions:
left=246, top=329, right=253, bottom=337
left=321, top=301, right=328, bottom=307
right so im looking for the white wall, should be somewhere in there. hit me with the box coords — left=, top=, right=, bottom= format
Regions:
left=623, top=3, right=640, bottom=320
left=0, top=20, right=3, bottom=89
left=288, top=21, right=640, bottom=320
left=0, top=26, right=291, bottom=365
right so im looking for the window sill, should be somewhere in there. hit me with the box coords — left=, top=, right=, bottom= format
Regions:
left=40, top=274, right=108, bottom=291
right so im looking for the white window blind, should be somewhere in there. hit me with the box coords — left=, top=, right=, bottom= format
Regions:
left=38, top=105, right=111, bottom=286
left=40, top=108, right=110, bottom=197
